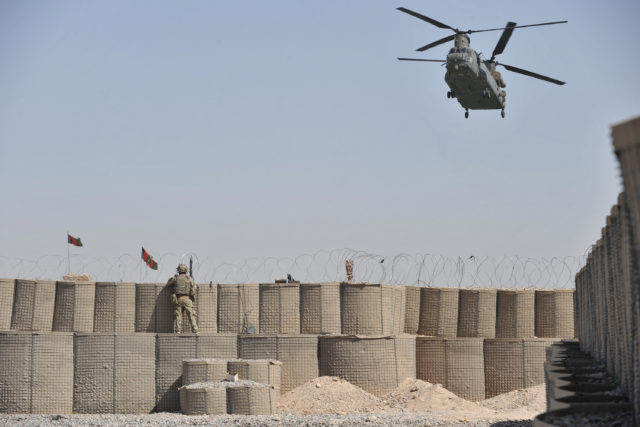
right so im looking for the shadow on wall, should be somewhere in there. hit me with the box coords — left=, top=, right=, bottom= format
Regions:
left=153, top=377, right=181, bottom=413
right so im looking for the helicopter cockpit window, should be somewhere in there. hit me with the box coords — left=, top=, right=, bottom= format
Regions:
left=449, top=48, right=456, bottom=54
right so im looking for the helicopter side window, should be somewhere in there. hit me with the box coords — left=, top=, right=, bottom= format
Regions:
left=449, top=48, right=456, bottom=54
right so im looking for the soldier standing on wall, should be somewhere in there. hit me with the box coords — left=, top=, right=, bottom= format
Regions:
left=166, top=264, right=199, bottom=334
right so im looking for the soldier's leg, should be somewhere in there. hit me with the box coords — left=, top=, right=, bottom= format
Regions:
left=174, top=303, right=183, bottom=333
left=182, top=298, right=199, bottom=333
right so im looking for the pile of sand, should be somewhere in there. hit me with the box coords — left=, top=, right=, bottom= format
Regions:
left=383, top=378, right=490, bottom=414
left=278, top=377, right=389, bottom=414
left=279, top=377, right=546, bottom=421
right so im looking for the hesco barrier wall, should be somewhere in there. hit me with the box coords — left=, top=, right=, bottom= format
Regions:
left=340, top=283, right=405, bottom=335
left=74, top=333, right=155, bottom=413
left=495, top=290, right=535, bottom=338
left=93, top=282, right=135, bottom=332
left=418, top=287, right=459, bottom=337
left=574, top=117, right=640, bottom=425
left=10, top=280, right=55, bottom=331
left=259, top=283, right=300, bottom=334
left=226, top=381, right=275, bottom=415
left=135, top=283, right=173, bottom=333
left=534, top=290, right=575, bottom=338
left=416, top=337, right=485, bottom=401
left=228, top=359, right=282, bottom=400
left=217, top=284, right=259, bottom=333
left=53, top=281, right=95, bottom=332
left=612, top=118, right=640, bottom=426
left=182, top=359, right=228, bottom=386
left=180, top=383, right=227, bottom=415
left=457, top=289, right=496, bottom=338
left=195, top=282, right=217, bottom=333
left=0, top=279, right=14, bottom=330
left=155, top=333, right=238, bottom=412
left=238, top=334, right=318, bottom=393
left=404, top=285, right=420, bottom=334
left=0, top=332, right=74, bottom=413
left=300, top=282, right=341, bottom=334
left=319, top=335, right=416, bottom=397
left=484, top=338, right=555, bottom=398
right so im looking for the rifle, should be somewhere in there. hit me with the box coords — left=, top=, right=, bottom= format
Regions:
left=189, top=256, right=197, bottom=303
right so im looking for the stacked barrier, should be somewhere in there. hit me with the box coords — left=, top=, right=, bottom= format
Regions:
left=180, top=382, right=227, bottom=415
left=495, top=290, right=535, bottom=338
left=319, top=335, right=416, bottom=397
left=418, top=287, right=459, bottom=337
left=155, top=333, right=238, bottom=412
left=340, top=282, right=405, bottom=335
left=0, top=332, right=74, bottom=413
left=535, top=290, right=575, bottom=339
left=457, top=289, right=497, bottom=338
left=238, top=334, right=318, bottom=393
left=182, top=359, right=228, bottom=385
left=0, top=279, right=14, bottom=330
left=52, top=281, right=95, bottom=332
left=179, top=359, right=281, bottom=415
left=195, top=282, right=217, bottom=332
left=74, top=333, right=156, bottom=413
left=484, top=338, right=556, bottom=398
left=93, top=282, right=136, bottom=332
left=416, top=337, right=485, bottom=400
left=217, top=283, right=259, bottom=333
left=259, top=282, right=300, bottom=334
left=10, top=279, right=56, bottom=331
left=135, top=283, right=173, bottom=333
left=0, top=272, right=583, bottom=415
left=404, top=285, right=421, bottom=334
left=299, top=282, right=341, bottom=334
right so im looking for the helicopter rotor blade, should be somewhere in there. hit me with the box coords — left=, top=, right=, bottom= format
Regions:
left=491, top=22, right=516, bottom=59
left=470, top=20, right=567, bottom=34
left=396, top=7, right=457, bottom=31
left=397, top=58, right=446, bottom=62
left=498, top=62, right=565, bottom=85
left=416, top=34, right=456, bottom=52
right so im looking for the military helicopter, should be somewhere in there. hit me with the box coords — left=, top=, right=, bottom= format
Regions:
left=397, top=7, right=567, bottom=118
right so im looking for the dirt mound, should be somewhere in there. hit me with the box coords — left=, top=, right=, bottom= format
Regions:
left=384, top=378, right=491, bottom=415
left=280, top=376, right=548, bottom=421
left=479, top=383, right=546, bottom=419
left=278, top=376, right=390, bottom=415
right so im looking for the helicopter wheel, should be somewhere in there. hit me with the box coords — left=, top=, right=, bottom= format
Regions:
left=501, top=109, right=505, bottom=118
left=465, top=110, right=469, bottom=119
left=447, top=91, right=451, bottom=98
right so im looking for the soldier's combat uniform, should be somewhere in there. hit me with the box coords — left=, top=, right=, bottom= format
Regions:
left=166, top=264, right=199, bottom=334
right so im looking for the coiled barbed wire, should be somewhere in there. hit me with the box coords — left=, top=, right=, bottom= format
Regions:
left=0, top=249, right=586, bottom=288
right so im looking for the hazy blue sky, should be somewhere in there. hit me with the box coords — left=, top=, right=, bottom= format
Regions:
left=1, top=0, right=638, bottom=270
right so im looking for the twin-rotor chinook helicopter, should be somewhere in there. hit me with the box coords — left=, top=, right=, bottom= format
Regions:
left=397, top=7, right=567, bottom=118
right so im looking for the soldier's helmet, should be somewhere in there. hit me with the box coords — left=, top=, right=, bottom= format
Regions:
left=177, top=264, right=189, bottom=273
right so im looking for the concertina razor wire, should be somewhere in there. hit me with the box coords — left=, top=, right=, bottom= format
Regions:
left=0, top=248, right=584, bottom=288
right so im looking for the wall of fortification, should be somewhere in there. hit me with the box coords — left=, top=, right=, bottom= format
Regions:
left=0, top=276, right=577, bottom=413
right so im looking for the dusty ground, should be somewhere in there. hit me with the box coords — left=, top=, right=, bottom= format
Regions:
left=0, top=377, right=545, bottom=426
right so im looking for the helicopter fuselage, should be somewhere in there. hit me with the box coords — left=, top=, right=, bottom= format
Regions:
left=444, top=47, right=505, bottom=110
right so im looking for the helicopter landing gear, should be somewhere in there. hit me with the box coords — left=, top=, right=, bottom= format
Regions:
left=465, top=109, right=469, bottom=119
left=501, top=109, right=505, bottom=118
left=447, top=91, right=450, bottom=98
left=447, top=90, right=455, bottom=99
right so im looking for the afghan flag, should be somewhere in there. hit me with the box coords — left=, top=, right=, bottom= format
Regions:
left=67, top=234, right=83, bottom=247
left=141, top=247, right=158, bottom=270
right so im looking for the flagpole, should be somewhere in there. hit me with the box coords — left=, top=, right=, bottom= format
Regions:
left=67, top=231, right=70, bottom=275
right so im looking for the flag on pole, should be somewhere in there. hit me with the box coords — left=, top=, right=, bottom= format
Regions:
left=67, top=234, right=83, bottom=247
left=141, top=247, right=158, bottom=270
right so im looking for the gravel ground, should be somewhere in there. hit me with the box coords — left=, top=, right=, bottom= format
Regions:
left=0, top=413, right=533, bottom=427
